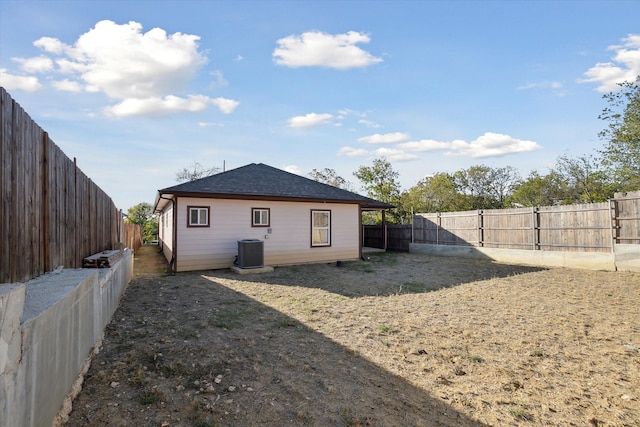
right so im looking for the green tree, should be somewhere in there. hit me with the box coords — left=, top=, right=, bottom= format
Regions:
left=508, top=171, right=566, bottom=207
left=308, top=168, right=353, bottom=190
left=400, top=173, right=470, bottom=214
left=488, top=166, right=521, bottom=208
left=453, top=165, right=519, bottom=209
left=552, top=154, right=614, bottom=203
left=453, top=166, right=493, bottom=209
left=176, top=162, right=220, bottom=182
left=598, top=76, right=640, bottom=191
left=127, top=202, right=158, bottom=243
left=353, top=158, right=402, bottom=223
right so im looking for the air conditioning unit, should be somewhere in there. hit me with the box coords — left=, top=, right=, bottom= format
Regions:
left=237, top=239, right=264, bottom=268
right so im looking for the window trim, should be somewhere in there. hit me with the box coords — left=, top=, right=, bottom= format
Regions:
left=187, top=206, right=210, bottom=227
left=251, top=207, right=270, bottom=227
left=310, top=209, right=331, bottom=247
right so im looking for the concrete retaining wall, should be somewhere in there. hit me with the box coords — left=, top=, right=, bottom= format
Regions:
left=409, top=243, right=621, bottom=271
left=614, top=244, right=640, bottom=272
left=0, top=249, right=133, bottom=427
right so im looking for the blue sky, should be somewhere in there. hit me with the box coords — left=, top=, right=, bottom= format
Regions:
left=1, top=0, right=639, bottom=210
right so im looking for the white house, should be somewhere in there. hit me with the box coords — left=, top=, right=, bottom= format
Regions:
left=154, top=163, right=392, bottom=272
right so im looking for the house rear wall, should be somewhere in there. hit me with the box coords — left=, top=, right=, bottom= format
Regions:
left=158, top=203, right=174, bottom=262
left=174, top=198, right=360, bottom=271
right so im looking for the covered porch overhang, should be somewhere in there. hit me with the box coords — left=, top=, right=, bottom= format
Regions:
left=359, top=205, right=392, bottom=258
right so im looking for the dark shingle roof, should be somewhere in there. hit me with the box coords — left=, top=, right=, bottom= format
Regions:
left=157, top=163, right=391, bottom=209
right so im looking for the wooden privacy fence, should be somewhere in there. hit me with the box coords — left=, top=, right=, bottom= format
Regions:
left=363, top=225, right=412, bottom=251
left=121, top=222, right=143, bottom=253
left=412, top=192, right=640, bottom=253
left=363, top=192, right=640, bottom=252
left=611, top=191, right=640, bottom=245
left=414, top=205, right=610, bottom=252
left=1, top=87, right=120, bottom=283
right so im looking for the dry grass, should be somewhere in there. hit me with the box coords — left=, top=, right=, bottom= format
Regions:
left=66, top=247, right=640, bottom=426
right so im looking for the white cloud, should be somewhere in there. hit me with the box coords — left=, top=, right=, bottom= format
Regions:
left=104, top=94, right=231, bottom=117
left=13, top=55, right=54, bottom=73
left=211, top=97, right=239, bottom=114
left=198, top=121, right=223, bottom=128
left=358, top=119, right=381, bottom=128
left=358, top=132, right=410, bottom=144
left=0, top=68, right=42, bottom=92
left=52, top=79, right=83, bottom=92
left=24, top=20, right=239, bottom=117
left=55, top=58, right=86, bottom=74
left=273, top=31, right=382, bottom=69
left=398, top=139, right=451, bottom=152
left=340, top=132, right=539, bottom=160
left=283, top=165, right=303, bottom=175
left=33, top=36, right=66, bottom=54
left=339, top=131, right=538, bottom=161
left=374, top=147, right=418, bottom=161
left=337, top=108, right=367, bottom=118
left=208, top=70, right=228, bottom=89
left=288, top=112, right=333, bottom=128
left=446, top=132, right=541, bottom=158
left=580, top=34, right=640, bottom=92
left=517, top=80, right=567, bottom=97
left=338, top=146, right=369, bottom=157
left=73, top=21, right=206, bottom=99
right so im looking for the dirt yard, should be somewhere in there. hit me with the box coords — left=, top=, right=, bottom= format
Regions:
left=65, top=245, right=640, bottom=426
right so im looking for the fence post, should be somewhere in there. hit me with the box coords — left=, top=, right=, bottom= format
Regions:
left=436, top=212, right=441, bottom=245
left=119, top=209, right=123, bottom=244
left=609, top=198, right=618, bottom=250
left=531, top=207, right=536, bottom=250
left=477, top=210, right=483, bottom=247
left=411, top=209, right=414, bottom=243
left=42, top=132, right=50, bottom=272
left=74, top=157, right=79, bottom=268
left=532, top=206, right=540, bottom=250
left=382, top=210, right=387, bottom=250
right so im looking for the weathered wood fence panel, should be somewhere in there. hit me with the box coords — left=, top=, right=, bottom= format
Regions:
left=122, top=223, right=143, bottom=252
left=1, top=87, right=120, bottom=283
left=615, top=191, right=640, bottom=244
left=412, top=211, right=479, bottom=247
left=536, top=203, right=610, bottom=252
left=481, top=208, right=535, bottom=249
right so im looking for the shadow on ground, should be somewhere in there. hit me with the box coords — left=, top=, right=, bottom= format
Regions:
left=213, top=251, right=545, bottom=298
left=66, top=249, right=487, bottom=426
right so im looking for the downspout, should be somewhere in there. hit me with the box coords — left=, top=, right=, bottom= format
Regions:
left=159, top=194, right=177, bottom=273
left=118, top=209, right=123, bottom=244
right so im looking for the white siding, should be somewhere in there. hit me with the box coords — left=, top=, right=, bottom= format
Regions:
left=158, top=204, right=174, bottom=262
left=175, top=198, right=360, bottom=271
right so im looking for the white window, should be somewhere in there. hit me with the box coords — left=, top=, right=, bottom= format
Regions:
left=188, top=206, right=209, bottom=227
left=311, top=210, right=331, bottom=247
left=252, top=208, right=270, bottom=227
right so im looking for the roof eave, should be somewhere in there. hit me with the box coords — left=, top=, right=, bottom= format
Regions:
left=158, top=189, right=385, bottom=206
left=154, top=192, right=175, bottom=213
left=360, top=203, right=394, bottom=210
